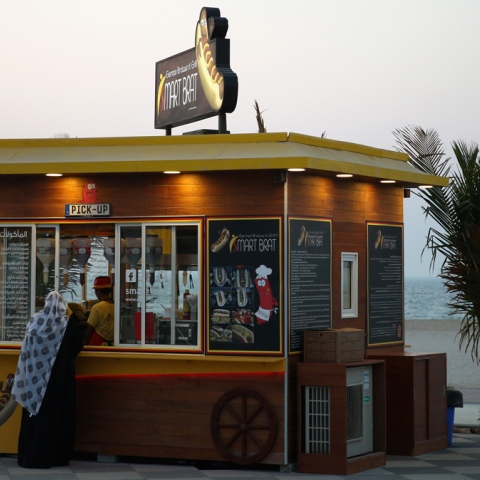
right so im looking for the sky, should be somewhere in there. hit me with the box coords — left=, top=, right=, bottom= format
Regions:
left=1, top=0, right=479, bottom=278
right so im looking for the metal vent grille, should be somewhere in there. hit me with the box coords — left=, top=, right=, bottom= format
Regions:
left=347, top=384, right=363, bottom=441
left=304, top=386, right=330, bottom=454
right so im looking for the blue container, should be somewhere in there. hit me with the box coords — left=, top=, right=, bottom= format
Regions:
left=447, top=407, right=455, bottom=446
left=447, top=389, right=464, bottom=446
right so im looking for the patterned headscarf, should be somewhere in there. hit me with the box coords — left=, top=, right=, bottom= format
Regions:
left=12, top=291, right=69, bottom=416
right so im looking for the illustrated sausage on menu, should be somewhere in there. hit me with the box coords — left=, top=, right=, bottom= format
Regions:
left=228, top=325, right=254, bottom=343
left=211, top=227, right=230, bottom=253
left=213, top=267, right=227, bottom=286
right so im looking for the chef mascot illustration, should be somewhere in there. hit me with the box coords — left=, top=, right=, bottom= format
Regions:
left=254, top=264, right=278, bottom=324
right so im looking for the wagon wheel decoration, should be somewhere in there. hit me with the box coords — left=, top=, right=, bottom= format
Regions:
left=210, top=387, right=278, bottom=465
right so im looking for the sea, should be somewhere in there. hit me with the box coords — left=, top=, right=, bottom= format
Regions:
left=405, top=276, right=464, bottom=320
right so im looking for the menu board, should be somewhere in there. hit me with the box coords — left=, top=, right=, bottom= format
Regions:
left=367, top=223, right=403, bottom=346
left=0, top=227, right=33, bottom=341
left=288, top=218, right=332, bottom=353
left=207, top=217, right=282, bottom=354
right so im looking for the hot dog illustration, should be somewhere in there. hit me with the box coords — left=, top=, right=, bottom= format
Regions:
left=297, top=225, right=306, bottom=246
left=211, top=227, right=230, bottom=253
left=215, top=289, right=227, bottom=307
left=237, top=287, right=248, bottom=307
left=210, top=325, right=232, bottom=342
left=213, top=267, right=227, bottom=286
left=374, top=229, right=384, bottom=249
left=211, top=308, right=231, bottom=324
left=195, top=7, right=225, bottom=110
left=228, top=324, right=254, bottom=343
left=254, top=265, right=278, bottom=324
left=235, top=268, right=252, bottom=288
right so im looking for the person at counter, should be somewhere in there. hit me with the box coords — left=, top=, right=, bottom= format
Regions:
left=12, top=291, right=84, bottom=469
left=84, top=276, right=114, bottom=346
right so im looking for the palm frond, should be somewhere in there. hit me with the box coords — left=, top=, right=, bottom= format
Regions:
left=254, top=100, right=267, bottom=133
left=394, top=125, right=480, bottom=362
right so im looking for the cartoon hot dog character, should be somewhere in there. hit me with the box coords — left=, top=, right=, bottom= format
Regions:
left=254, top=264, right=278, bottom=324
left=195, top=7, right=225, bottom=110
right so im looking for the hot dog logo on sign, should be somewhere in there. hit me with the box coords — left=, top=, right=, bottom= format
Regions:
left=207, top=218, right=282, bottom=355
left=154, top=7, right=238, bottom=131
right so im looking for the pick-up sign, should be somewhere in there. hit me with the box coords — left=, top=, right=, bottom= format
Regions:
left=65, top=204, right=111, bottom=217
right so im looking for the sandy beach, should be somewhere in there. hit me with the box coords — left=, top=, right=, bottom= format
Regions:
left=405, top=319, right=480, bottom=389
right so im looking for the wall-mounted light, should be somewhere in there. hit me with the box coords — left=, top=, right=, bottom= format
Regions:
left=380, top=180, right=396, bottom=183
left=336, top=173, right=353, bottom=178
left=288, top=168, right=305, bottom=172
left=46, top=173, right=63, bottom=177
left=164, top=171, right=180, bottom=174
left=419, top=185, right=433, bottom=189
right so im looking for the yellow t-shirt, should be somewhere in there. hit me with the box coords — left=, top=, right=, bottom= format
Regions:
left=87, top=300, right=114, bottom=342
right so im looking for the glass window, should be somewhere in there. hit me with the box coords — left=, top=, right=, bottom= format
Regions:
left=0, top=226, right=34, bottom=341
left=0, top=220, right=201, bottom=350
left=57, top=225, right=113, bottom=308
left=341, top=253, right=358, bottom=318
left=118, top=222, right=200, bottom=349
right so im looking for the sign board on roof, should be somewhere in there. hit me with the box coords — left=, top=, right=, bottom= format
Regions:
left=154, top=7, right=238, bottom=130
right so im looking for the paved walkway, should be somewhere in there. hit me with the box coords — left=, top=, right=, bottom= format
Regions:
left=1, top=431, right=480, bottom=479
left=1, top=394, right=479, bottom=479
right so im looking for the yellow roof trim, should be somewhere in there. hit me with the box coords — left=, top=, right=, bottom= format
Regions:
left=287, top=132, right=409, bottom=162
left=0, top=132, right=448, bottom=187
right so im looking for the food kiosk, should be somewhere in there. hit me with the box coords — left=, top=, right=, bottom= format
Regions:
left=0, top=131, right=447, bottom=468
left=0, top=6, right=449, bottom=475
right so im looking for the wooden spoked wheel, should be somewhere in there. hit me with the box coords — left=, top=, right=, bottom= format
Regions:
left=210, top=387, right=278, bottom=465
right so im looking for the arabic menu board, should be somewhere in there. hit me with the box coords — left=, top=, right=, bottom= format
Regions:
left=0, top=227, right=32, bottom=341
left=288, top=218, right=332, bottom=353
left=207, top=217, right=282, bottom=354
left=367, top=223, right=403, bottom=345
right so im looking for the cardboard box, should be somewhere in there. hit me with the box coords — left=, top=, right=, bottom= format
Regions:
left=304, top=328, right=365, bottom=363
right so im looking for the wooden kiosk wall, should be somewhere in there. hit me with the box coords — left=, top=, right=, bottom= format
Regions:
left=0, top=164, right=445, bottom=464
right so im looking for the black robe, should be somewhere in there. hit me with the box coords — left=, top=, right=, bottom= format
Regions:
left=17, top=318, right=84, bottom=468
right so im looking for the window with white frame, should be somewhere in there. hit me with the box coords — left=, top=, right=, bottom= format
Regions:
left=341, top=253, right=358, bottom=318
left=0, top=220, right=202, bottom=351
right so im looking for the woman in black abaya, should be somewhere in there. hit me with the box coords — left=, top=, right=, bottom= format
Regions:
left=12, top=291, right=84, bottom=468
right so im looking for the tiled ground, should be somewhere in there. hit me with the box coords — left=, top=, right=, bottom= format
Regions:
left=2, top=432, right=480, bottom=479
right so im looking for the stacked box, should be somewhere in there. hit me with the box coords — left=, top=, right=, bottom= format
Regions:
left=304, top=328, right=364, bottom=363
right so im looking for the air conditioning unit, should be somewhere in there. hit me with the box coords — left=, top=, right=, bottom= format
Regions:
left=297, top=361, right=386, bottom=475
left=303, top=366, right=373, bottom=458
left=346, top=365, right=373, bottom=457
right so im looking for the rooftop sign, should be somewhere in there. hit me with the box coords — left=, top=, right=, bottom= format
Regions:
left=154, top=7, right=238, bottom=132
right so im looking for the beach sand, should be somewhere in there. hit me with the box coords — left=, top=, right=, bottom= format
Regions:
left=405, top=319, right=479, bottom=389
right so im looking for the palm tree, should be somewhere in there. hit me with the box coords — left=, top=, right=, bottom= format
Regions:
left=394, top=125, right=480, bottom=361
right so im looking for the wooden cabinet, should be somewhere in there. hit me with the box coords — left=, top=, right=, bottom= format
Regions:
left=367, top=351, right=447, bottom=455
left=296, top=360, right=386, bottom=475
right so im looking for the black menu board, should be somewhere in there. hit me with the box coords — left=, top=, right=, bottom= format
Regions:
left=0, top=227, right=33, bottom=341
left=288, top=217, right=332, bottom=353
left=207, top=217, right=282, bottom=354
left=367, top=223, right=403, bottom=345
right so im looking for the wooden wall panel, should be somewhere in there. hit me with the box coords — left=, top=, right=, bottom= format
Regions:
left=287, top=174, right=403, bottom=336
left=0, top=171, right=286, bottom=219
left=75, top=372, right=286, bottom=464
